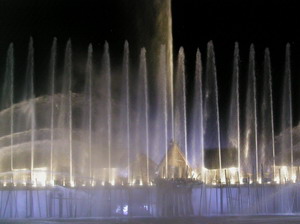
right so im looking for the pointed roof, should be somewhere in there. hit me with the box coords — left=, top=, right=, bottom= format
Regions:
left=158, top=141, right=189, bottom=169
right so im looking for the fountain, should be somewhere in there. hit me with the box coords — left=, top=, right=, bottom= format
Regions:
left=1, top=3, right=300, bottom=221
left=0, top=37, right=300, bottom=218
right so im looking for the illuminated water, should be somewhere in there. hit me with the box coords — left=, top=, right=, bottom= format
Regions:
left=1, top=216, right=300, bottom=224
left=1, top=36, right=300, bottom=218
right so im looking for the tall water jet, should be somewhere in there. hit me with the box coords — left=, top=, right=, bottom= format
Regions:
left=227, top=43, right=240, bottom=182
left=63, top=40, right=73, bottom=185
left=267, top=49, right=276, bottom=180
left=130, top=1, right=174, bottom=173
left=259, top=48, right=275, bottom=179
left=86, top=44, right=93, bottom=183
left=174, top=47, right=187, bottom=165
left=204, top=41, right=222, bottom=181
left=152, top=0, right=174, bottom=140
left=243, top=44, right=258, bottom=182
left=157, top=45, right=169, bottom=178
left=8, top=45, right=14, bottom=174
left=1, top=44, right=14, bottom=173
left=23, top=38, right=36, bottom=183
left=10, top=46, right=15, bottom=174
left=122, top=41, right=131, bottom=184
left=252, top=46, right=258, bottom=183
left=280, top=43, right=293, bottom=181
left=165, top=0, right=174, bottom=141
left=49, top=38, right=57, bottom=184
left=103, top=42, right=112, bottom=184
left=190, top=49, right=204, bottom=176
left=135, top=0, right=174, bottom=140
left=138, top=48, right=150, bottom=184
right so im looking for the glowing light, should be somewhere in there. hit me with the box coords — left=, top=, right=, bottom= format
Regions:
left=227, top=167, right=238, bottom=185
left=3, top=182, right=7, bottom=187
left=139, top=181, right=143, bottom=186
left=228, top=167, right=237, bottom=174
left=70, top=181, right=75, bottom=187
left=49, top=179, right=54, bottom=186
left=292, top=175, right=296, bottom=183
left=32, top=167, right=47, bottom=187
left=111, top=180, right=115, bottom=186
left=257, top=178, right=262, bottom=184
left=115, top=205, right=128, bottom=215
left=123, top=205, right=128, bottom=215
left=239, top=178, right=244, bottom=185
left=220, top=173, right=226, bottom=184
left=191, top=170, right=197, bottom=179
left=230, top=178, right=235, bottom=185
left=91, top=180, right=95, bottom=187
left=281, top=166, right=288, bottom=177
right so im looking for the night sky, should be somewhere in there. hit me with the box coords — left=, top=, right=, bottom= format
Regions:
left=0, top=0, right=300, bottom=131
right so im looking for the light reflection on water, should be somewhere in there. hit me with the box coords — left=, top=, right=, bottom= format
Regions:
left=1, top=216, right=300, bottom=224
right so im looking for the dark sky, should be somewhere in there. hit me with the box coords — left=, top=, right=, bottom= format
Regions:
left=0, top=0, right=300, bottom=127
left=1, top=0, right=299, bottom=56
